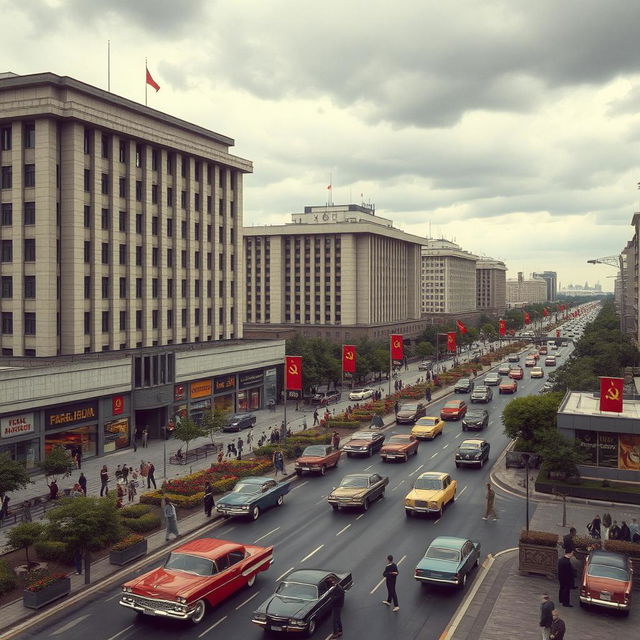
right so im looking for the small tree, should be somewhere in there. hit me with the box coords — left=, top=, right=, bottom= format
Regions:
left=45, top=496, right=121, bottom=584
left=39, top=446, right=75, bottom=482
left=172, top=417, right=207, bottom=456
left=7, top=521, right=45, bottom=567
left=0, top=452, right=31, bottom=501
left=200, top=407, right=228, bottom=446
left=539, top=430, right=583, bottom=479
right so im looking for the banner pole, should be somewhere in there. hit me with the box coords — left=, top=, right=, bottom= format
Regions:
left=282, top=359, right=287, bottom=440
left=388, top=338, right=392, bottom=397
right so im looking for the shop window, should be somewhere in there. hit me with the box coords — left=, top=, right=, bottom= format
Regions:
left=104, top=417, right=130, bottom=452
left=45, top=426, right=97, bottom=459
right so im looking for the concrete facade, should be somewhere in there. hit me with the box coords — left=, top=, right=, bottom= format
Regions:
left=476, top=257, right=507, bottom=316
left=0, top=72, right=251, bottom=356
left=532, top=270, right=558, bottom=301
left=506, top=271, right=547, bottom=304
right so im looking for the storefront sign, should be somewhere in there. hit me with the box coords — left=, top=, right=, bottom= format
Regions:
left=174, top=384, right=186, bottom=401
left=214, top=374, right=236, bottom=393
left=45, top=401, right=98, bottom=430
left=575, top=430, right=597, bottom=466
left=597, top=432, right=619, bottom=468
left=112, top=395, right=124, bottom=416
left=239, top=370, right=264, bottom=389
left=1, top=413, right=35, bottom=439
left=191, top=379, right=212, bottom=399
left=190, top=399, right=211, bottom=410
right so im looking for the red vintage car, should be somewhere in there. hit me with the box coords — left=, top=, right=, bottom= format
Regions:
left=499, top=379, right=518, bottom=394
left=440, top=400, right=467, bottom=421
left=580, top=550, right=632, bottom=614
left=119, top=538, right=273, bottom=624
left=380, top=434, right=419, bottom=462
left=295, top=443, right=341, bottom=476
left=508, top=366, right=524, bottom=380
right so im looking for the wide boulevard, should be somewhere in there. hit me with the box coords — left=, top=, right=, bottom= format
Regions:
left=16, top=345, right=556, bottom=640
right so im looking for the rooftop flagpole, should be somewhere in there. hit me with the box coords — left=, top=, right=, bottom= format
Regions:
left=107, top=40, right=111, bottom=91
left=145, top=57, right=148, bottom=106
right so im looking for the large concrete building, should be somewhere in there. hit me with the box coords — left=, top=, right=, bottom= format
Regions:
left=506, top=272, right=547, bottom=305
left=476, top=257, right=507, bottom=317
left=0, top=72, right=248, bottom=356
left=0, top=72, right=286, bottom=468
left=532, top=270, right=558, bottom=302
left=420, top=239, right=478, bottom=317
left=243, top=204, right=429, bottom=342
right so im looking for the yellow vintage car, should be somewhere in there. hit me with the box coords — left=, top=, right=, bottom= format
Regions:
left=404, top=471, right=457, bottom=518
left=411, top=416, right=445, bottom=440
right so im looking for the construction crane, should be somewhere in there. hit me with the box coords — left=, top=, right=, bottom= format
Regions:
left=586, top=256, right=621, bottom=268
left=587, top=255, right=626, bottom=331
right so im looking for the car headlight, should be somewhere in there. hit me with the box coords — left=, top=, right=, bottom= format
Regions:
left=253, top=613, right=267, bottom=622
left=289, top=619, right=307, bottom=627
left=428, top=501, right=438, bottom=509
left=177, top=597, right=187, bottom=604
left=404, top=498, right=413, bottom=506
left=240, top=504, right=251, bottom=510
left=122, top=586, right=132, bottom=593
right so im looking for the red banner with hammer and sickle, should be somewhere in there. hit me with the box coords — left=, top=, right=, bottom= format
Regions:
left=390, top=334, right=403, bottom=361
left=599, top=377, right=623, bottom=413
left=523, top=312, right=531, bottom=325
left=498, top=319, right=506, bottom=336
left=285, top=356, right=302, bottom=391
left=342, top=345, right=356, bottom=373
left=447, top=332, right=457, bottom=353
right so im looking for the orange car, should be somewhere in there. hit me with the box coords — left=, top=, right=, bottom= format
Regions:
left=295, top=444, right=341, bottom=476
left=440, top=400, right=467, bottom=421
left=499, top=379, right=518, bottom=394
left=380, top=434, right=419, bottom=462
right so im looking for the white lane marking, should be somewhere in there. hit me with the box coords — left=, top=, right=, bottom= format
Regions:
left=105, top=592, right=121, bottom=602
left=336, top=524, right=351, bottom=536
left=434, top=518, right=441, bottom=525
left=455, top=433, right=462, bottom=438
left=105, top=625, right=134, bottom=640
left=254, top=527, right=280, bottom=543
left=301, top=544, right=324, bottom=563
left=398, top=555, right=407, bottom=566
left=442, top=444, right=449, bottom=449
left=364, top=464, right=374, bottom=470
left=316, top=496, right=328, bottom=505
left=235, top=590, right=262, bottom=610
left=356, top=513, right=365, bottom=520
left=458, top=486, right=468, bottom=497
left=219, top=526, right=235, bottom=535
left=290, top=481, right=309, bottom=492
left=430, top=452, right=438, bottom=459
left=277, top=567, right=294, bottom=581
left=369, top=555, right=406, bottom=593
left=198, top=616, right=227, bottom=638
left=51, top=613, right=91, bottom=635
left=391, top=480, right=405, bottom=491
left=409, top=464, right=424, bottom=476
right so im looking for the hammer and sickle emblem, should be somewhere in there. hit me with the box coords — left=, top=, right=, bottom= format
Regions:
left=393, top=340, right=400, bottom=348
left=605, top=382, right=620, bottom=401
left=288, top=364, right=299, bottom=375
left=115, top=398, right=122, bottom=409
left=345, top=351, right=354, bottom=360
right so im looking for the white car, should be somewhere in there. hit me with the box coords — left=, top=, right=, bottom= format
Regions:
left=349, top=387, right=374, bottom=401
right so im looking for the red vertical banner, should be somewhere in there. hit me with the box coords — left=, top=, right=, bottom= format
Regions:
left=556, top=330, right=560, bottom=337
left=456, top=319, right=468, bottom=334
left=543, top=308, right=549, bottom=317
left=342, top=345, right=356, bottom=373
left=599, top=377, right=624, bottom=413
left=524, top=312, right=531, bottom=325
left=498, top=319, right=506, bottom=336
left=390, top=334, right=404, bottom=361
left=285, top=356, right=302, bottom=391
left=447, top=332, right=457, bottom=352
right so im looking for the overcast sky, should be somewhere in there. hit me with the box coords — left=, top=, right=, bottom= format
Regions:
left=3, top=0, right=640, bottom=291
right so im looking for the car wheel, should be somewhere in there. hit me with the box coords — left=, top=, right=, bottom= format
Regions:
left=436, top=505, right=443, bottom=518
left=306, top=618, right=316, bottom=637
left=296, top=469, right=302, bottom=476
left=251, top=506, right=261, bottom=521
left=405, top=509, right=413, bottom=518
left=190, top=599, right=207, bottom=625
left=331, top=504, right=339, bottom=511
left=362, top=499, right=369, bottom=511
left=347, top=452, right=352, bottom=458
left=246, top=573, right=256, bottom=587
left=276, top=494, right=284, bottom=506
left=320, top=465, right=327, bottom=476
left=462, top=425, right=466, bottom=431
left=455, top=462, right=460, bottom=468
left=474, top=557, right=479, bottom=569
left=458, top=573, right=467, bottom=589
left=403, top=454, right=408, bottom=462
left=479, top=458, right=484, bottom=468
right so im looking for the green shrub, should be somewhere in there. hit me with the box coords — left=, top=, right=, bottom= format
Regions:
left=120, top=504, right=152, bottom=518
left=210, top=477, right=238, bottom=493
left=519, top=529, right=559, bottom=547
left=326, top=420, right=361, bottom=429
left=34, top=540, right=74, bottom=565
left=122, top=512, right=161, bottom=533
left=139, top=491, right=204, bottom=508
left=0, top=560, right=17, bottom=595
left=604, top=539, right=640, bottom=556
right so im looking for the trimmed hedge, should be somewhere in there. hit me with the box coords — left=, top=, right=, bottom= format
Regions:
left=34, top=540, right=74, bottom=565
left=122, top=512, right=162, bottom=533
left=326, top=420, right=361, bottom=429
left=604, top=539, right=640, bottom=556
left=139, top=491, right=204, bottom=509
left=519, top=529, right=559, bottom=547
left=120, top=503, right=152, bottom=518
left=0, top=559, right=17, bottom=595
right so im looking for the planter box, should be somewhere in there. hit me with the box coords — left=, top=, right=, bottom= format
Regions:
left=109, top=539, right=148, bottom=566
left=23, top=577, right=71, bottom=609
left=518, top=543, right=558, bottom=578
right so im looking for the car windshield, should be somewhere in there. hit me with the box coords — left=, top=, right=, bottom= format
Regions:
left=473, top=387, right=488, bottom=393
left=351, top=432, right=374, bottom=440
left=466, top=411, right=485, bottom=419
left=165, top=553, right=215, bottom=576
left=588, top=564, right=628, bottom=582
left=302, top=445, right=327, bottom=456
left=232, top=483, right=260, bottom=494
left=388, top=436, right=409, bottom=444
left=457, top=379, right=470, bottom=384
left=425, top=547, right=461, bottom=562
left=459, top=443, right=481, bottom=451
left=339, top=476, right=369, bottom=488
left=276, top=581, right=318, bottom=600
left=401, top=404, right=418, bottom=411
left=414, top=477, right=442, bottom=490
left=444, top=402, right=460, bottom=409
left=417, top=418, right=437, bottom=426
left=353, top=389, right=366, bottom=394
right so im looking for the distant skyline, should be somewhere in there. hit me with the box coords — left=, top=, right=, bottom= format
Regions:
left=3, top=1, right=639, bottom=292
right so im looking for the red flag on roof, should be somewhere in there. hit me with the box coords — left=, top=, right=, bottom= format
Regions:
left=146, top=67, right=160, bottom=92
left=456, top=319, right=468, bottom=334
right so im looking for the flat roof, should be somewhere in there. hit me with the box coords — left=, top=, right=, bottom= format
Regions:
left=559, top=391, right=640, bottom=420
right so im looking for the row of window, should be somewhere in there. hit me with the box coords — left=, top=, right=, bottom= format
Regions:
left=0, top=312, right=35, bottom=335
left=1, top=202, right=36, bottom=225
left=0, top=124, right=35, bottom=151
left=0, top=165, right=35, bottom=189
left=0, top=275, right=36, bottom=298
left=0, top=239, right=36, bottom=262
left=84, top=276, right=232, bottom=299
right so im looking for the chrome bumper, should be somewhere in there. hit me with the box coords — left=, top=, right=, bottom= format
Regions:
left=119, top=597, right=192, bottom=619
left=579, top=595, right=629, bottom=610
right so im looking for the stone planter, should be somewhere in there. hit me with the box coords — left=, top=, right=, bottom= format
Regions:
left=518, top=543, right=558, bottom=578
left=23, top=576, right=71, bottom=609
left=109, top=539, right=148, bottom=566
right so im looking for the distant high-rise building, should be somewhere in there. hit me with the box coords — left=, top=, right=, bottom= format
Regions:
left=532, top=271, right=557, bottom=301
left=506, top=272, right=547, bottom=304
left=476, top=257, right=507, bottom=316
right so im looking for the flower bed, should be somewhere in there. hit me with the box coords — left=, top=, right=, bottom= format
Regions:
left=139, top=491, right=205, bottom=508
left=110, top=534, right=147, bottom=566
left=23, top=571, right=70, bottom=609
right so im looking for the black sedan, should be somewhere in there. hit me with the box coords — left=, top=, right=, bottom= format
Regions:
left=342, top=431, right=385, bottom=457
left=470, top=386, right=492, bottom=403
left=455, top=439, right=490, bottom=468
left=222, top=413, right=257, bottom=432
left=462, top=409, right=489, bottom=431
left=454, top=378, right=475, bottom=393
left=252, top=569, right=353, bottom=635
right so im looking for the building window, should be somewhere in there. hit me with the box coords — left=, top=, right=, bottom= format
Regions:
left=136, top=278, right=142, bottom=298
left=83, top=205, right=91, bottom=228
left=24, top=275, right=36, bottom=299
left=152, top=309, right=159, bottom=329
left=102, top=311, right=110, bottom=333
left=119, top=210, right=127, bottom=231
left=101, top=208, right=110, bottom=229
left=84, top=311, right=91, bottom=335
left=24, top=123, right=35, bottom=149
left=181, top=158, right=187, bottom=178
left=167, top=218, right=173, bottom=237
left=135, top=181, right=142, bottom=202
left=22, top=201, right=36, bottom=225
left=102, top=276, right=109, bottom=299
left=84, top=168, right=91, bottom=192
left=119, top=177, right=126, bottom=198
left=135, top=245, right=142, bottom=266
left=101, top=242, right=109, bottom=264
left=167, top=309, right=173, bottom=328
left=167, top=278, right=174, bottom=297
left=181, top=250, right=187, bottom=268
left=136, top=310, right=142, bottom=330
left=101, top=173, right=109, bottom=195
left=24, top=239, right=36, bottom=262
left=194, top=193, right=201, bottom=211
left=167, top=248, right=173, bottom=267
left=152, top=216, right=158, bottom=235
left=181, top=308, right=187, bottom=327
left=2, top=312, right=14, bottom=334
left=181, top=220, right=188, bottom=238
left=194, top=279, right=200, bottom=297
left=1, top=166, right=12, bottom=189
left=181, top=190, right=187, bottom=208
left=84, top=241, right=91, bottom=263
left=1, top=276, right=12, bottom=298
left=119, top=277, right=126, bottom=299
left=0, top=127, right=11, bottom=150
left=152, top=247, right=159, bottom=266
left=167, top=187, right=174, bottom=207
left=194, top=308, right=200, bottom=326
left=119, top=244, right=126, bottom=265
left=119, top=310, right=126, bottom=330
left=194, top=251, right=201, bottom=268
left=1, top=203, right=12, bottom=226
left=119, top=141, right=127, bottom=163
left=102, top=134, right=110, bottom=158
left=151, top=184, right=158, bottom=204
left=152, top=149, right=159, bottom=171
left=194, top=222, right=200, bottom=240
left=135, top=213, right=143, bottom=234
left=135, top=144, right=143, bottom=168
left=181, top=279, right=187, bottom=297
left=152, top=278, right=158, bottom=298
left=23, top=312, right=36, bottom=335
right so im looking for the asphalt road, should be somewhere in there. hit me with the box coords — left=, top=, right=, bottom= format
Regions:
left=16, top=345, right=564, bottom=640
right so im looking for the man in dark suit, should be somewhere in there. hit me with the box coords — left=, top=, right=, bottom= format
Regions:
left=329, top=576, right=344, bottom=638
left=557, top=552, right=575, bottom=607
left=549, top=610, right=566, bottom=640
left=382, top=555, right=400, bottom=611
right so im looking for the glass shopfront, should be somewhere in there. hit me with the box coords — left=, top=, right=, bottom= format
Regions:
left=44, top=425, right=97, bottom=458
left=44, top=400, right=99, bottom=459
left=104, top=417, right=130, bottom=453
left=237, top=389, right=260, bottom=411
left=0, top=412, right=40, bottom=469
left=238, top=370, right=263, bottom=411
left=0, top=437, right=40, bottom=470
left=575, top=430, right=640, bottom=471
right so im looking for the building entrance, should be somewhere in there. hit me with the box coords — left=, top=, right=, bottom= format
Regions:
left=134, top=407, right=167, bottom=441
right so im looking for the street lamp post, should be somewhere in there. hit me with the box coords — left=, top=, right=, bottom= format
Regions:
left=521, top=452, right=531, bottom=531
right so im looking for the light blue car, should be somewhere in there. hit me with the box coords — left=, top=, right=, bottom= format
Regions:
left=216, top=476, right=290, bottom=521
left=414, top=536, right=481, bottom=589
